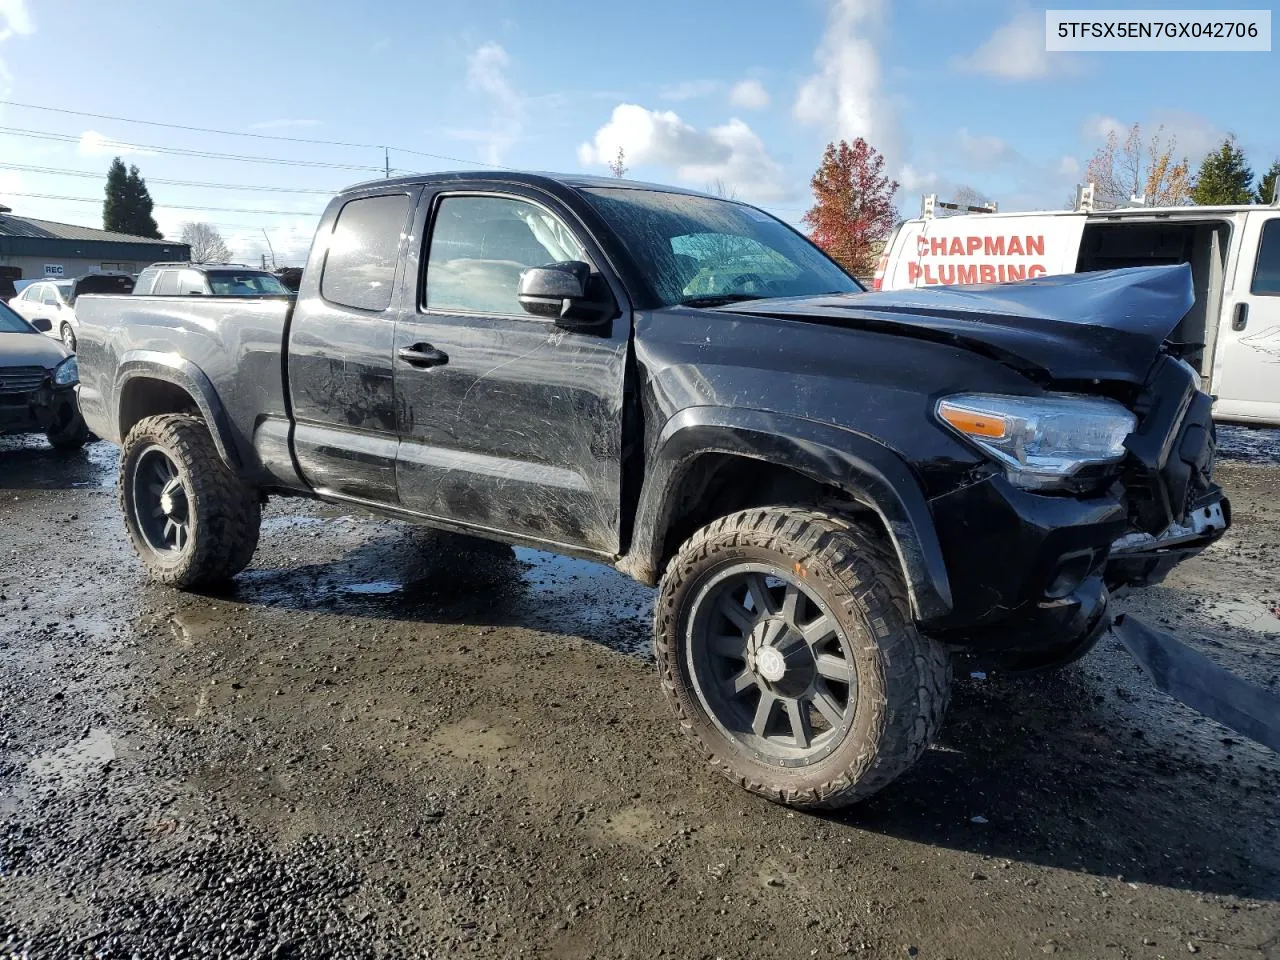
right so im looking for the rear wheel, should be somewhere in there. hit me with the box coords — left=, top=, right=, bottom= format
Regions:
left=119, top=414, right=260, bottom=588
left=60, top=323, right=77, bottom=352
left=655, top=507, right=951, bottom=808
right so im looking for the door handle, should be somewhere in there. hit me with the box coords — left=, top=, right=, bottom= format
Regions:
left=1232, top=302, right=1249, bottom=331
left=397, top=343, right=449, bottom=368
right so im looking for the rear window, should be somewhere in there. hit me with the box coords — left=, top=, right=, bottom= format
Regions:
left=321, top=194, right=413, bottom=311
left=153, top=271, right=181, bottom=296
left=205, top=271, right=290, bottom=296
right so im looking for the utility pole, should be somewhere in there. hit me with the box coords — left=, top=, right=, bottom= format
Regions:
left=384, top=146, right=390, bottom=178
left=261, top=229, right=277, bottom=270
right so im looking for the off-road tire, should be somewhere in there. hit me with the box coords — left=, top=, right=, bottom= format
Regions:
left=655, top=507, right=951, bottom=808
left=119, top=414, right=260, bottom=588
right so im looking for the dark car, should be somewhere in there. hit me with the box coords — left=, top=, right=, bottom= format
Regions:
left=133, top=262, right=293, bottom=297
left=73, top=172, right=1227, bottom=808
left=0, top=300, right=88, bottom=449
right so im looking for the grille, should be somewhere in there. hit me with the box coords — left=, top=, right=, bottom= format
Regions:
left=0, top=365, right=48, bottom=395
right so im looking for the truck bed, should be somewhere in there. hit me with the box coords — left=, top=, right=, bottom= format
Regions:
left=74, top=293, right=296, bottom=486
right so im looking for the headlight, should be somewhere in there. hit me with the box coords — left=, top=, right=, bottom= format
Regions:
left=52, top=355, right=79, bottom=386
left=936, top=392, right=1135, bottom=489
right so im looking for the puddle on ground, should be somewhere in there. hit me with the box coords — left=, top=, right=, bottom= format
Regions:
left=1217, top=425, right=1280, bottom=465
left=0, top=435, right=119, bottom=489
left=236, top=522, right=656, bottom=658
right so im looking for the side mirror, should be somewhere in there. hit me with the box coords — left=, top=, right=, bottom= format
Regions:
left=31, top=317, right=52, bottom=332
left=518, top=261, right=615, bottom=331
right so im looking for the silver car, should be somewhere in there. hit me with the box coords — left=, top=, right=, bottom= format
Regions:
left=8, top=273, right=135, bottom=352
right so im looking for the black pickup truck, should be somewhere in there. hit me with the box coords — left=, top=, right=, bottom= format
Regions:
left=74, top=172, right=1228, bottom=808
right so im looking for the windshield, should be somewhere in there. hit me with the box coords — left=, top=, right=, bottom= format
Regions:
left=583, top=188, right=861, bottom=307
left=205, top=271, right=291, bottom=296
left=0, top=301, right=33, bottom=333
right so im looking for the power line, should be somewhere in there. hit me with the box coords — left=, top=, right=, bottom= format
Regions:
left=0, top=161, right=338, bottom=195
left=0, top=98, right=383, bottom=149
left=0, top=126, right=386, bottom=172
left=4, top=191, right=322, bottom=217
left=0, top=99, right=516, bottom=171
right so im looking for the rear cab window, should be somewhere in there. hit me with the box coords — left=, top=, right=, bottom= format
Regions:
left=320, top=194, right=414, bottom=311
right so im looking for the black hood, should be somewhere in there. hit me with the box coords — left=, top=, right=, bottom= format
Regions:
left=0, top=330, right=70, bottom=370
left=720, top=264, right=1194, bottom=384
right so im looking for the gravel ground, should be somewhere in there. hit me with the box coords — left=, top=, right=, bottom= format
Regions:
left=1, top=428, right=1278, bottom=959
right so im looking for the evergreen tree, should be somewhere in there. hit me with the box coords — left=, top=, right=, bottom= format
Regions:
left=103, top=158, right=162, bottom=237
left=1255, top=159, right=1280, bottom=205
left=123, top=164, right=161, bottom=238
left=1192, top=136, right=1255, bottom=205
left=102, top=157, right=129, bottom=233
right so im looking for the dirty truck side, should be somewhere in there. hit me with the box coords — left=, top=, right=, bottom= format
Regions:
left=73, top=172, right=1230, bottom=808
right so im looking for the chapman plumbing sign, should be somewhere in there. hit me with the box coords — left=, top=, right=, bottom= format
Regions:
left=892, top=216, right=1089, bottom=289
left=910, top=233, right=1052, bottom=286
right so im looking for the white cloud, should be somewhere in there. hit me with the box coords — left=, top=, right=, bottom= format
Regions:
left=1057, top=155, right=1082, bottom=178
left=577, top=103, right=794, bottom=203
left=956, top=128, right=1019, bottom=170
left=1082, top=114, right=1125, bottom=141
left=0, top=0, right=33, bottom=42
left=793, top=0, right=901, bottom=171
left=1081, top=110, right=1222, bottom=163
left=953, top=10, right=1080, bottom=81
left=661, top=79, right=720, bottom=101
left=78, top=130, right=155, bottom=158
left=448, top=42, right=522, bottom=164
left=728, top=79, right=770, bottom=110
left=249, top=118, right=319, bottom=130
left=899, top=165, right=937, bottom=192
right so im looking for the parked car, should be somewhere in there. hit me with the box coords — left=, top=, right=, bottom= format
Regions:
left=133, top=262, right=293, bottom=297
left=8, top=272, right=135, bottom=352
left=875, top=198, right=1280, bottom=426
left=0, top=299, right=88, bottom=449
left=74, top=172, right=1228, bottom=808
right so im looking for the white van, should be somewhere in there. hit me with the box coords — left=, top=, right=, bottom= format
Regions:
left=875, top=203, right=1280, bottom=426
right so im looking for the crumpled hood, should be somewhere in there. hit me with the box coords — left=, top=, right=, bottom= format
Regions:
left=0, top=330, right=69, bottom=370
left=720, top=264, right=1194, bottom=384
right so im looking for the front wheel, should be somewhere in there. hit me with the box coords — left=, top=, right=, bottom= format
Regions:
left=60, top=323, right=77, bottom=352
left=45, top=406, right=89, bottom=451
left=655, top=507, right=951, bottom=808
left=119, top=414, right=260, bottom=588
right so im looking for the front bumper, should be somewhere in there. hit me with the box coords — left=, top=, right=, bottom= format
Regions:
left=0, top=383, right=78, bottom=435
left=1105, top=489, right=1229, bottom=590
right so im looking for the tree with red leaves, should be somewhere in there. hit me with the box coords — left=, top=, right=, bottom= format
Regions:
left=803, top=138, right=900, bottom=277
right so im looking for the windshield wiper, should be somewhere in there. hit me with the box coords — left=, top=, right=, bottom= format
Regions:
left=677, top=293, right=766, bottom=308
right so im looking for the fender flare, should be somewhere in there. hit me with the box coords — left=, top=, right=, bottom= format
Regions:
left=114, top=351, right=242, bottom=469
left=625, top=407, right=953, bottom=622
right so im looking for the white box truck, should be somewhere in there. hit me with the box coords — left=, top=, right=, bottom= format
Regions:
left=875, top=199, right=1280, bottom=426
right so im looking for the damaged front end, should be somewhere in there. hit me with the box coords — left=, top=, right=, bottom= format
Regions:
left=1104, top=355, right=1230, bottom=592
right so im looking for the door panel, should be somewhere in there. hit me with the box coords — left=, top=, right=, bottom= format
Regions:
left=287, top=189, right=419, bottom=502
left=1214, top=212, right=1280, bottom=423
left=393, top=190, right=629, bottom=554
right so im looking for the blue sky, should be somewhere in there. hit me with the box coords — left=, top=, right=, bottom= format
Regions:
left=0, top=0, right=1275, bottom=263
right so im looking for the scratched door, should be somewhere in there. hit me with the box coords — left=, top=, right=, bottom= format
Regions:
left=1214, top=211, right=1280, bottom=424
left=391, top=190, right=629, bottom=555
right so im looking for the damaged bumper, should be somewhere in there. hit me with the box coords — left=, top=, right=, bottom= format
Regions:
left=1106, top=490, right=1230, bottom=590
left=0, top=382, right=79, bottom=435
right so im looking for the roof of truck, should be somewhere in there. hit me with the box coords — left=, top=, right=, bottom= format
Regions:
left=342, top=170, right=715, bottom=199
